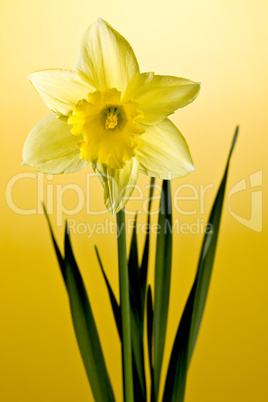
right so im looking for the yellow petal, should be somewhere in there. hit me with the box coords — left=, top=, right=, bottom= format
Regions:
left=28, top=69, right=94, bottom=117
left=77, top=18, right=139, bottom=93
left=23, top=114, right=88, bottom=174
left=123, top=72, right=200, bottom=125
left=92, top=157, right=139, bottom=215
left=135, top=119, right=194, bottom=179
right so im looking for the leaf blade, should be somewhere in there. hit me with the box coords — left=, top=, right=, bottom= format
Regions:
left=116, top=208, right=134, bottom=402
left=163, top=127, right=239, bottom=402
left=128, top=214, right=147, bottom=400
left=64, top=222, right=115, bottom=402
left=94, top=245, right=121, bottom=337
left=140, top=177, right=155, bottom=309
left=43, top=204, right=66, bottom=282
left=128, top=214, right=142, bottom=319
left=154, top=180, right=173, bottom=399
left=146, top=285, right=155, bottom=402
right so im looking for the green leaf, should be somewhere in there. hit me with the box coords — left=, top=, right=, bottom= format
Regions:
left=154, top=180, right=173, bottom=399
left=130, top=310, right=146, bottom=401
left=140, top=177, right=155, bottom=312
left=43, top=204, right=65, bottom=282
left=147, top=285, right=153, bottom=376
left=128, top=177, right=155, bottom=399
left=43, top=212, right=115, bottom=402
left=128, top=214, right=147, bottom=400
left=94, top=245, right=121, bottom=337
left=63, top=223, right=115, bottom=402
left=163, top=127, right=239, bottom=402
left=116, top=208, right=134, bottom=402
left=146, top=285, right=155, bottom=401
left=132, top=351, right=146, bottom=401
left=96, top=222, right=146, bottom=400
left=128, top=213, right=142, bottom=319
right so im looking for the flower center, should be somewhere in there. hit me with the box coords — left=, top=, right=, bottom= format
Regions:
left=68, top=89, right=144, bottom=169
left=105, top=107, right=119, bottom=130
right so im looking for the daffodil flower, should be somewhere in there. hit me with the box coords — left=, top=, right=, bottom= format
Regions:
left=23, top=18, right=200, bottom=214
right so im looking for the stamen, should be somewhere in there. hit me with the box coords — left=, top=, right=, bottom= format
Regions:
left=105, top=107, right=119, bottom=130
left=105, top=114, right=118, bottom=129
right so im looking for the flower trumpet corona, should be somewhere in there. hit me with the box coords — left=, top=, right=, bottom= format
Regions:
left=23, top=18, right=200, bottom=214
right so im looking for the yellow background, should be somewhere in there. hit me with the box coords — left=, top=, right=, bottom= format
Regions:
left=1, top=0, right=267, bottom=401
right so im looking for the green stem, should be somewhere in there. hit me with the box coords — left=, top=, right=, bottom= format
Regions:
left=116, top=208, right=134, bottom=402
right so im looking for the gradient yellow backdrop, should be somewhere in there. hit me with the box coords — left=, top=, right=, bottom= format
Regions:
left=1, top=1, right=267, bottom=401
